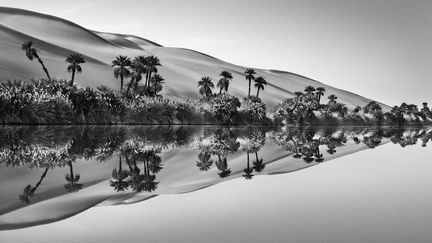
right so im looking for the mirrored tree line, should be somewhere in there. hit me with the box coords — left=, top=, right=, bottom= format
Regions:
left=1, top=126, right=431, bottom=204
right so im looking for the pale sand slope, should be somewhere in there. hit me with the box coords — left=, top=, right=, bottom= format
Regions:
left=0, top=7, right=389, bottom=109
left=0, top=138, right=383, bottom=230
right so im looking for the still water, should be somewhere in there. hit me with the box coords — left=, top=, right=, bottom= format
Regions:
left=0, top=126, right=432, bottom=243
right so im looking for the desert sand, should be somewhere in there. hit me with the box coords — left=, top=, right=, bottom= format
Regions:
left=0, top=7, right=388, bottom=109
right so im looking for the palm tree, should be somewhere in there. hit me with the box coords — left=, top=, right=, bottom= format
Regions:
left=196, top=152, right=213, bottom=171
left=217, top=78, right=228, bottom=94
left=112, top=55, right=132, bottom=92
left=243, top=152, right=254, bottom=180
left=66, top=53, right=86, bottom=86
left=145, top=55, right=161, bottom=90
left=128, top=56, right=145, bottom=94
left=315, top=87, right=326, bottom=104
left=19, top=167, right=49, bottom=204
left=64, top=161, right=83, bottom=193
left=245, top=68, right=256, bottom=97
left=217, top=71, right=233, bottom=94
left=294, top=91, right=303, bottom=102
left=21, top=41, right=51, bottom=80
left=150, top=73, right=165, bottom=95
left=110, top=156, right=130, bottom=192
left=254, top=76, right=267, bottom=98
left=328, top=94, right=338, bottom=103
left=197, top=76, right=215, bottom=98
left=304, top=85, right=316, bottom=94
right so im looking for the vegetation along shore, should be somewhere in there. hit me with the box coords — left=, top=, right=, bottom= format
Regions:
left=0, top=41, right=430, bottom=126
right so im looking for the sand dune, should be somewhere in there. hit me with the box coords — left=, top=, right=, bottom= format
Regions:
left=0, top=7, right=388, bottom=109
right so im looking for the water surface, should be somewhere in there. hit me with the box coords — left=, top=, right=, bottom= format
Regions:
left=0, top=126, right=431, bottom=242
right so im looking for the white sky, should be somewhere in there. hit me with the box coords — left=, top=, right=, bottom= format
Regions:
left=1, top=0, right=431, bottom=106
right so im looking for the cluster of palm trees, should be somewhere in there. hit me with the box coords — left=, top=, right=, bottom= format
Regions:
left=274, top=85, right=348, bottom=124
left=22, top=41, right=164, bottom=96
left=196, top=128, right=266, bottom=180
left=22, top=41, right=86, bottom=85
left=110, top=150, right=161, bottom=193
left=197, top=68, right=268, bottom=99
left=111, top=55, right=163, bottom=96
left=387, top=102, right=432, bottom=125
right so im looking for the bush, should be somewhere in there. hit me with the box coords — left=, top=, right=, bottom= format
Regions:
left=240, top=96, right=267, bottom=123
left=210, top=94, right=241, bottom=123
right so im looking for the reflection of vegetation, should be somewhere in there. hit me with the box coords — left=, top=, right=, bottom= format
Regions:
left=196, top=152, right=213, bottom=171
left=197, top=128, right=240, bottom=178
left=3, top=126, right=432, bottom=202
left=243, top=152, right=254, bottom=180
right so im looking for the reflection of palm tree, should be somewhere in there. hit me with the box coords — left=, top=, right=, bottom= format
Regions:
left=142, top=158, right=159, bottom=192
left=326, top=147, right=336, bottom=155
left=19, top=185, right=33, bottom=204
left=19, top=167, right=49, bottom=204
left=110, top=156, right=130, bottom=192
left=64, top=162, right=83, bottom=193
left=196, top=152, right=213, bottom=171
left=314, top=147, right=324, bottom=163
left=291, top=139, right=302, bottom=158
left=243, top=152, right=254, bottom=180
left=216, top=155, right=231, bottom=178
left=302, top=151, right=315, bottom=164
left=252, top=151, right=265, bottom=172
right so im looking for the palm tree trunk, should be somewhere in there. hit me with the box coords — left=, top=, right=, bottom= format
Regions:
left=120, top=75, right=124, bottom=92
left=70, top=69, right=76, bottom=86
left=248, top=79, right=251, bottom=97
left=126, top=80, right=133, bottom=95
left=256, top=88, right=260, bottom=97
left=147, top=71, right=152, bottom=93
left=144, top=73, right=149, bottom=90
left=219, top=87, right=223, bottom=94
left=36, top=56, right=51, bottom=81
left=255, top=151, right=259, bottom=161
left=134, top=78, right=139, bottom=92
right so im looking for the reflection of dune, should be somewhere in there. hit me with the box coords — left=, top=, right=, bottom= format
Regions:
left=0, top=7, right=386, bottom=109
left=0, top=137, right=383, bottom=230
